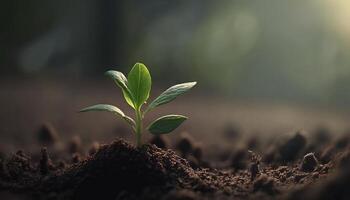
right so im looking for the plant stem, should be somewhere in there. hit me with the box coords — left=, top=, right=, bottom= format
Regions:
left=135, top=108, right=143, bottom=147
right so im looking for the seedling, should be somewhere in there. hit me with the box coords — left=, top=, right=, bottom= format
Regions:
left=80, top=62, right=196, bottom=147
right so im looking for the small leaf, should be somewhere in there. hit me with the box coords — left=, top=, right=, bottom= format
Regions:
left=79, top=104, right=135, bottom=127
left=147, top=115, right=187, bottom=135
left=127, top=63, right=152, bottom=109
left=146, top=82, right=197, bottom=112
left=105, top=70, right=135, bottom=108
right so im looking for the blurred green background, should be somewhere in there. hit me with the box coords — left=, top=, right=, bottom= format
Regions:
left=2, top=0, right=350, bottom=107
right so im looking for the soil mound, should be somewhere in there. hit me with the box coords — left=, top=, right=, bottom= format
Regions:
left=0, top=139, right=207, bottom=199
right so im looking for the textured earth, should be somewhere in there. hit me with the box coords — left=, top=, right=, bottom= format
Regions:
left=1, top=129, right=350, bottom=200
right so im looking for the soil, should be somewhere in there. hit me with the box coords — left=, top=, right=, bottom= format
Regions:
left=0, top=133, right=349, bottom=200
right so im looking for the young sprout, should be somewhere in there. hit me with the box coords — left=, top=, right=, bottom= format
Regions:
left=80, top=63, right=196, bottom=147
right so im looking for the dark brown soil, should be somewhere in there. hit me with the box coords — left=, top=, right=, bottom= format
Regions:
left=1, top=134, right=349, bottom=200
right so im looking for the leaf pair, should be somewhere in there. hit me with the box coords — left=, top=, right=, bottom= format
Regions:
left=106, top=63, right=151, bottom=110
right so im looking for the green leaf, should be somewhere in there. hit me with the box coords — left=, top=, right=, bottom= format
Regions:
left=105, top=70, right=135, bottom=108
left=127, top=63, right=152, bottom=109
left=147, top=115, right=187, bottom=135
left=146, top=82, right=197, bottom=112
left=79, top=104, right=135, bottom=127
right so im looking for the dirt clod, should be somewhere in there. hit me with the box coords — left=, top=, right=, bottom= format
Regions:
left=300, top=153, right=318, bottom=172
left=88, top=141, right=100, bottom=156
left=39, top=147, right=54, bottom=175
left=278, top=131, right=307, bottom=163
left=149, top=135, right=169, bottom=149
left=37, top=123, right=59, bottom=146
left=176, top=133, right=194, bottom=157
left=193, top=145, right=203, bottom=161
left=72, top=153, right=82, bottom=163
left=68, top=135, right=82, bottom=154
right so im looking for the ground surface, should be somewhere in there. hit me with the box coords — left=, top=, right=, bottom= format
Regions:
left=0, top=78, right=350, bottom=199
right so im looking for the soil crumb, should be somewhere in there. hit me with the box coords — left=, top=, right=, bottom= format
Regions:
left=300, top=153, right=318, bottom=172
